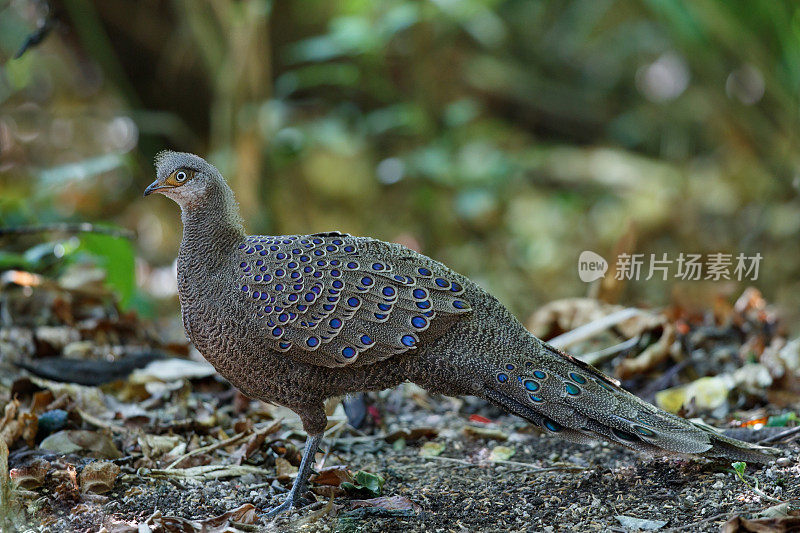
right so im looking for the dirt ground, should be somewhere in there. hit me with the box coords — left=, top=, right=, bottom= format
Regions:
left=2, top=283, right=798, bottom=532
left=6, top=387, right=797, bottom=533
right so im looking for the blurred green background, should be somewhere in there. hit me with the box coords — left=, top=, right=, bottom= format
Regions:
left=1, top=0, right=799, bottom=327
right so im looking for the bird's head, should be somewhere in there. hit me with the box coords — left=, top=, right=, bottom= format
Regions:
left=144, top=151, right=224, bottom=208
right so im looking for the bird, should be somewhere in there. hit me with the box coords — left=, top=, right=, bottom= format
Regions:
left=144, top=151, right=776, bottom=516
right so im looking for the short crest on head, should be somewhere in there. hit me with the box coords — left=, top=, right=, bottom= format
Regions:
left=154, top=151, right=222, bottom=182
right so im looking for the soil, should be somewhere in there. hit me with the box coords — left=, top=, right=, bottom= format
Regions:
left=11, top=390, right=797, bottom=533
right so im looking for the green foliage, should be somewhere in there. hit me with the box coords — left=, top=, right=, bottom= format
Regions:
left=0, top=250, right=31, bottom=271
left=75, top=234, right=136, bottom=308
left=0, top=233, right=136, bottom=309
left=341, top=470, right=386, bottom=497
left=766, top=412, right=798, bottom=427
left=731, top=460, right=783, bottom=504
left=2, top=0, right=800, bottom=321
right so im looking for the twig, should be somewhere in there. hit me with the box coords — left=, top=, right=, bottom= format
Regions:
left=758, top=426, right=800, bottom=445
left=77, top=408, right=128, bottom=434
left=0, top=223, right=136, bottom=240
left=145, top=464, right=276, bottom=480
left=286, top=495, right=337, bottom=527
left=581, top=336, right=640, bottom=366
left=164, top=419, right=282, bottom=470
left=320, top=419, right=348, bottom=470
left=548, top=308, right=645, bottom=349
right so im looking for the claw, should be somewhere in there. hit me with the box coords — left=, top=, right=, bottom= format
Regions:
left=265, top=495, right=298, bottom=517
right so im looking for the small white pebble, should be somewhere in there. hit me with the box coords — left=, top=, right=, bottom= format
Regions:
left=712, top=480, right=724, bottom=489
left=776, top=457, right=792, bottom=467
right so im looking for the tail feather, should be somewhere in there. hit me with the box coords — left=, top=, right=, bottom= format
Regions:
left=692, top=421, right=779, bottom=463
left=482, top=340, right=779, bottom=463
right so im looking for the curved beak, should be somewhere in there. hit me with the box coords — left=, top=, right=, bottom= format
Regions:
left=143, top=180, right=171, bottom=197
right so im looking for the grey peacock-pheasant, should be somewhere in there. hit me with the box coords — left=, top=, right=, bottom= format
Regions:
left=144, top=151, right=776, bottom=516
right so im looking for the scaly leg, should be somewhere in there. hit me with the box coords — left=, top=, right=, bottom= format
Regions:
left=265, top=433, right=322, bottom=517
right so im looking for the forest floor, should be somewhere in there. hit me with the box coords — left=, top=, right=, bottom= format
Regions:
left=3, top=376, right=799, bottom=533
left=1, top=280, right=799, bottom=532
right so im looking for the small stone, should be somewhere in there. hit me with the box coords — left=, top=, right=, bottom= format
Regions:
left=36, top=326, right=80, bottom=351
left=776, top=457, right=792, bottom=467
left=63, top=340, right=95, bottom=359
left=712, top=480, right=724, bottom=489
left=37, top=409, right=68, bottom=437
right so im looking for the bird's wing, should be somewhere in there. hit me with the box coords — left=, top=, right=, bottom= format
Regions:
left=234, top=232, right=472, bottom=367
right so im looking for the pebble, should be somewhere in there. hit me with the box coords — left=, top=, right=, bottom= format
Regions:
left=776, top=457, right=792, bottom=467
left=36, top=326, right=80, bottom=350
left=712, top=480, right=724, bottom=489
left=63, top=340, right=95, bottom=359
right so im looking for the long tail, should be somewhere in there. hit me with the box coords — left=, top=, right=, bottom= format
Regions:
left=481, top=340, right=778, bottom=463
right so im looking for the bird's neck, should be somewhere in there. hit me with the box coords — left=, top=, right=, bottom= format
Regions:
left=178, top=180, right=246, bottom=272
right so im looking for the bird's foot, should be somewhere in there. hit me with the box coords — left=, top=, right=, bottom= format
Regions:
left=265, top=434, right=323, bottom=518
left=264, top=496, right=295, bottom=518
left=264, top=492, right=313, bottom=517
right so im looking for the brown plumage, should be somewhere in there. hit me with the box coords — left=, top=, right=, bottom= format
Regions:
left=144, top=151, right=777, bottom=516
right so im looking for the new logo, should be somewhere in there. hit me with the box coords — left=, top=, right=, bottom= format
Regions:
left=578, top=251, right=608, bottom=282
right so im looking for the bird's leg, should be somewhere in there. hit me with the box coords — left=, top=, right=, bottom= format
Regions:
left=265, top=433, right=322, bottom=517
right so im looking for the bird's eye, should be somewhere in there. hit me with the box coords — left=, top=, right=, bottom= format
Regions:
left=167, top=168, right=194, bottom=186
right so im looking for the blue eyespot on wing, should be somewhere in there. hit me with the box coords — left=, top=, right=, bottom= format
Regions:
left=236, top=233, right=471, bottom=367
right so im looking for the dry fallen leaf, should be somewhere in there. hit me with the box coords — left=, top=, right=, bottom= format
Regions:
left=275, top=457, right=298, bottom=480
left=462, top=425, right=508, bottom=441
left=30, top=390, right=55, bottom=414
left=721, top=515, right=800, bottom=533
left=419, top=441, right=445, bottom=457
left=129, top=358, right=216, bottom=383
left=102, top=503, right=258, bottom=533
left=9, top=459, right=49, bottom=489
left=311, top=465, right=354, bottom=487
left=616, top=323, right=675, bottom=379
left=51, top=462, right=80, bottom=504
left=0, top=399, right=38, bottom=448
left=384, top=427, right=438, bottom=443
left=615, top=515, right=667, bottom=531
left=80, top=461, right=120, bottom=494
left=230, top=431, right=267, bottom=465
left=40, top=430, right=122, bottom=459
left=349, top=495, right=421, bottom=514
left=138, top=434, right=183, bottom=459
left=489, top=445, right=515, bottom=462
